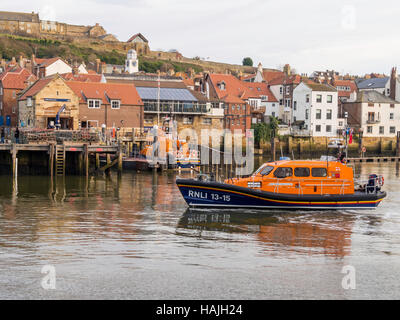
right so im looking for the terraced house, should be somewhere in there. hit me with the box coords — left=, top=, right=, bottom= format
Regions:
left=292, top=82, right=339, bottom=137
left=0, top=67, right=36, bottom=127
left=343, top=91, right=400, bottom=138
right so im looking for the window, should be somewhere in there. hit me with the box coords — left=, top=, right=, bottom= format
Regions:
left=326, top=125, right=332, bottom=132
left=88, top=99, right=101, bottom=108
left=260, top=166, right=274, bottom=176
left=293, top=101, right=297, bottom=110
left=339, top=121, right=343, bottom=126
left=312, top=168, right=327, bottom=177
left=0, top=86, right=2, bottom=95
left=183, top=117, right=193, bottom=124
left=316, top=94, right=322, bottom=103
left=280, top=87, right=283, bottom=94
left=306, top=94, right=310, bottom=103
left=273, top=167, right=293, bottom=178
left=111, top=100, right=120, bottom=109
left=316, top=125, right=321, bottom=132
left=0, top=101, right=2, bottom=110
left=286, top=99, right=291, bottom=108
left=272, top=111, right=275, bottom=117
left=390, top=113, right=394, bottom=120
left=286, top=86, right=290, bottom=94
left=390, top=126, right=396, bottom=134
left=279, top=99, right=283, bottom=106
left=305, top=109, right=309, bottom=120
left=326, top=109, right=332, bottom=120
left=327, top=95, right=333, bottom=103
left=379, top=126, right=384, bottom=135
left=387, top=88, right=390, bottom=95
left=202, top=118, right=212, bottom=125
left=144, top=116, right=153, bottom=124
left=316, top=109, right=322, bottom=119
left=367, top=126, right=373, bottom=133
left=294, top=167, right=310, bottom=177
left=390, top=104, right=395, bottom=108
left=368, top=112, right=375, bottom=122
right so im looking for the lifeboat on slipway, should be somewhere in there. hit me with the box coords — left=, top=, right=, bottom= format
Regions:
left=176, top=159, right=386, bottom=210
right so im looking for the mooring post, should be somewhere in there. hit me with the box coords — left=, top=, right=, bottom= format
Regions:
left=49, top=143, right=55, bottom=178
left=84, top=143, right=89, bottom=177
left=106, top=153, right=111, bottom=176
left=117, top=143, right=123, bottom=175
left=95, top=153, right=100, bottom=170
left=11, top=143, right=17, bottom=178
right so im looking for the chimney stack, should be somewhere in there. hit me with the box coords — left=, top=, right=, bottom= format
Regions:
left=390, top=66, right=397, bottom=101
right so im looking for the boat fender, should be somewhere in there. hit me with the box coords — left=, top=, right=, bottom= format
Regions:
left=379, top=176, right=384, bottom=186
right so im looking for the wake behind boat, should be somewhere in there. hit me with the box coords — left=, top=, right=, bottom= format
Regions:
left=176, top=159, right=386, bottom=210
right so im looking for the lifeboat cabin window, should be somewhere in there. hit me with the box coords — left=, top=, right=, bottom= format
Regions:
left=294, top=167, right=310, bottom=177
left=273, top=167, right=293, bottom=178
left=312, top=168, right=327, bottom=177
left=260, top=166, right=274, bottom=176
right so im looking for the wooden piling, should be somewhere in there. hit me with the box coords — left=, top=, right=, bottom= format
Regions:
left=84, top=143, right=89, bottom=177
left=49, top=143, right=55, bottom=178
left=11, top=143, right=17, bottom=178
left=96, top=153, right=100, bottom=170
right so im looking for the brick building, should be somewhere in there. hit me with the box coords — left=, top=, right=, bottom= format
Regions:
left=66, top=81, right=144, bottom=130
left=0, top=67, right=36, bottom=127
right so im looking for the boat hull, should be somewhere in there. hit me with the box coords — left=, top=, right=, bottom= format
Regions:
left=176, top=179, right=386, bottom=210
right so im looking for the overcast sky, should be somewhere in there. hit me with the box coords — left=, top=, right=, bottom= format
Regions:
left=2, top=0, right=400, bottom=75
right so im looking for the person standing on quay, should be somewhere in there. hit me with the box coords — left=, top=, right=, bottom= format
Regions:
left=15, top=127, right=20, bottom=144
left=1, top=127, right=4, bottom=144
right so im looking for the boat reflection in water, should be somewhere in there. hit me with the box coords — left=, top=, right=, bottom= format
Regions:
left=177, top=209, right=356, bottom=257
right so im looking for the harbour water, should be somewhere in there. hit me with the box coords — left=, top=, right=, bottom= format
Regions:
left=0, top=162, right=400, bottom=299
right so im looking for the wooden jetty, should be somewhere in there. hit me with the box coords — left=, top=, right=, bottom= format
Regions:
left=347, top=156, right=400, bottom=163
left=0, top=143, right=120, bottom=177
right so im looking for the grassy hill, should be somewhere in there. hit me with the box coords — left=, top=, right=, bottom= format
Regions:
left=0, top=34, right=203, bottom=74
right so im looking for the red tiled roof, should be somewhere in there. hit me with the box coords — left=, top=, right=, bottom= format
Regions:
left=333, top=79, right=357, bottom=98
left=0, top=68, right=36, bottom=89
left=242, top=82, right=278, bottom=102
left=209, top=74, right=278, bottom=103
left=18, top=77, right=53, bottom=100
left=35, top=57, right=69, bottom=68
left=222, top=93, right=245, bottom=104
left=61, top=73, right=103, bottom=82
left=66, top=81, right=143, bottom=105
left=268, top=74, right=302, bottom=86
left=183, top=78, right=194, bottom=87
left=209, top=74, right=247, bottom=103
left=263, top=70, right=285, bottom=83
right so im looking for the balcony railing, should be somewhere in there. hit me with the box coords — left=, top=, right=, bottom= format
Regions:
left=143, top=101, right=209, bottom=114
left=366, top=118, right=380, bottom=124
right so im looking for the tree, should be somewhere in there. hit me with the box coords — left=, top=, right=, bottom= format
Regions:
left=242, top=57, right=253, bottom=67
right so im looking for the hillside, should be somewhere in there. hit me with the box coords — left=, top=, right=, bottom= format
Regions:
left=0, top=33, right=269, bottom=76
left=0, top=34, right=205, bottom=74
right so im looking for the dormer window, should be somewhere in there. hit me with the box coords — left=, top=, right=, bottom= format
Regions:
left=111, top=100, right=121, bottom=109
left=27, top=97, right=32, bottom=107
left=88, top=99, right=101, bottom=108
left=217, top=81, right=226, bottom=90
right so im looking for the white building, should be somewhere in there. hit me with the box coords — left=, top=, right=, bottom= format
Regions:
left=124, top=49, right=139, bottom=74
left=34, top=57, right=72, bottom=78
left=343, top=91, right=400, bottom=137
left=292, top=82, right=339, bottom=137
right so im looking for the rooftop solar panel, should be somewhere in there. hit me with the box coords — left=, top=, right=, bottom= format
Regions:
left=136, top=87, right=198, bottom=102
